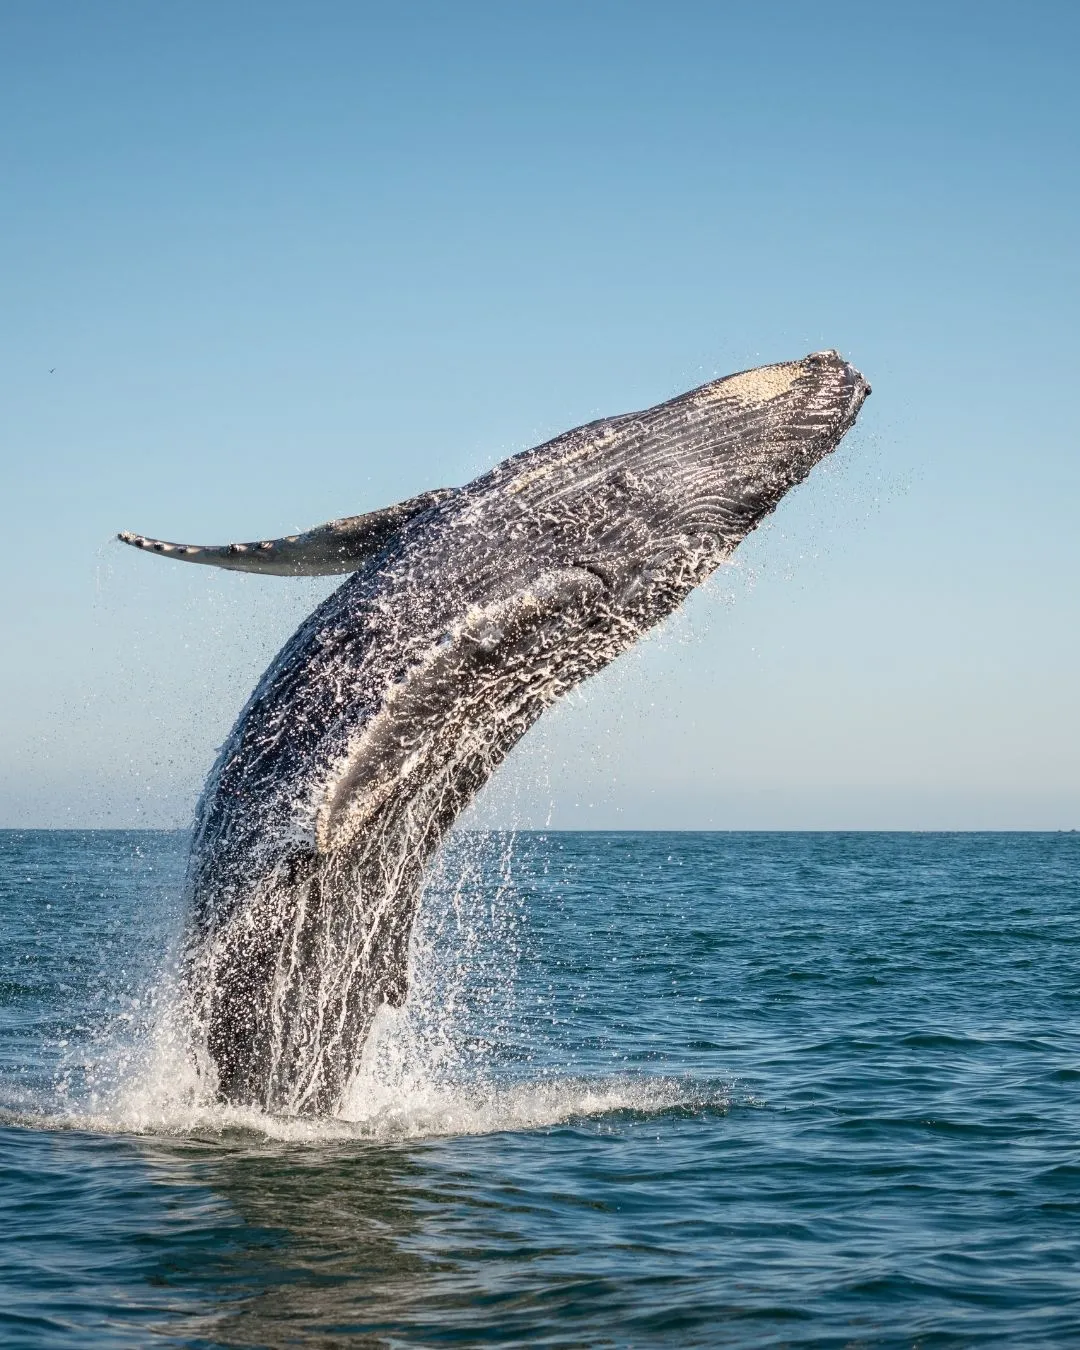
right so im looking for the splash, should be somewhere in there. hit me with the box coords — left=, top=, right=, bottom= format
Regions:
left=150, top=352, right=869, bottom=1113
left=4, top=831, right=730, bottom=1143
left=6, top=1072, right=727, bottom=1144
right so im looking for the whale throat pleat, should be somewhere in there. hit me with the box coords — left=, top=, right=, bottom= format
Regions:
left=117, top=488, right=454, bottom=576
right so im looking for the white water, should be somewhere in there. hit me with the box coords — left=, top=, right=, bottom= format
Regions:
left=18, top=832, right=729, bottom=1143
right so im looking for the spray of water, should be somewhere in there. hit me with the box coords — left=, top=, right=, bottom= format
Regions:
left=15, top=830, right=725, bottom=1143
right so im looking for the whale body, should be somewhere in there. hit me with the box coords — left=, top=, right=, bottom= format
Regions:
left=120, top=351, right=870, bottom=1114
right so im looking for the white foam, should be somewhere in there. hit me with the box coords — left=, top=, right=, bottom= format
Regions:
left=5, top=1068, right=727, bottom=1145
left=7, top=960, right=729, bottom=1143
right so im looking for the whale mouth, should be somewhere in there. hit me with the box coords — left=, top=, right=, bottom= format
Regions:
left=806, top=355, right=870, bottom=450
left=841, top=357, right=872, bottom=405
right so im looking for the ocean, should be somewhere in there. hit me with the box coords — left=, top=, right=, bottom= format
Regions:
left=0, top=829, right=1077, bottom=1347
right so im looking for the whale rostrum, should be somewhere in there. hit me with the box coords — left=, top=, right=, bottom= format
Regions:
left=121, top=351, right=870, bottom=1115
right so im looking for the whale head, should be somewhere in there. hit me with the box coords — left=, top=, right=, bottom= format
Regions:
left=448, top=348, right=871, bottom=622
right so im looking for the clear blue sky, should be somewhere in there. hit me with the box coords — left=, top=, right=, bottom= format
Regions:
left=1, top=1, right=1077, bottom=828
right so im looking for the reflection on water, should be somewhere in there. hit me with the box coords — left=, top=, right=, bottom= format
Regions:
left=129, top=1094, right=738, bottom=1349
left=134, top=1135, right=433, bottom=1348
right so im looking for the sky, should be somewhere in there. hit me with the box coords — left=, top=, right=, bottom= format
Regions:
left=1, top=0, right=1077, bottom=830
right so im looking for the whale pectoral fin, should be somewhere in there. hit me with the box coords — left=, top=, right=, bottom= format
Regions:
left=117, top=488, right=455, bottom=576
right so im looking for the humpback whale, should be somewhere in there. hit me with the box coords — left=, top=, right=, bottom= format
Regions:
left=120, top=350, right=870, bottom=1114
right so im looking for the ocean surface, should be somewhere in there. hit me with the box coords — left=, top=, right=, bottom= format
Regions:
left=0, top=830, right=1078, bottom=1348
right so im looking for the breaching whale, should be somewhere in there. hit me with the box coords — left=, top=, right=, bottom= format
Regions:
left=120, top=350, right=870, bottom=1114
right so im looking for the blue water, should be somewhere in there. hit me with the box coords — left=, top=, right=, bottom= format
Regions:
left=1, top=831, right=1078, bottom=1347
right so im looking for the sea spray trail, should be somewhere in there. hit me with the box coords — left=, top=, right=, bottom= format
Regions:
left=3, top=830, right=1080, bottom=1347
